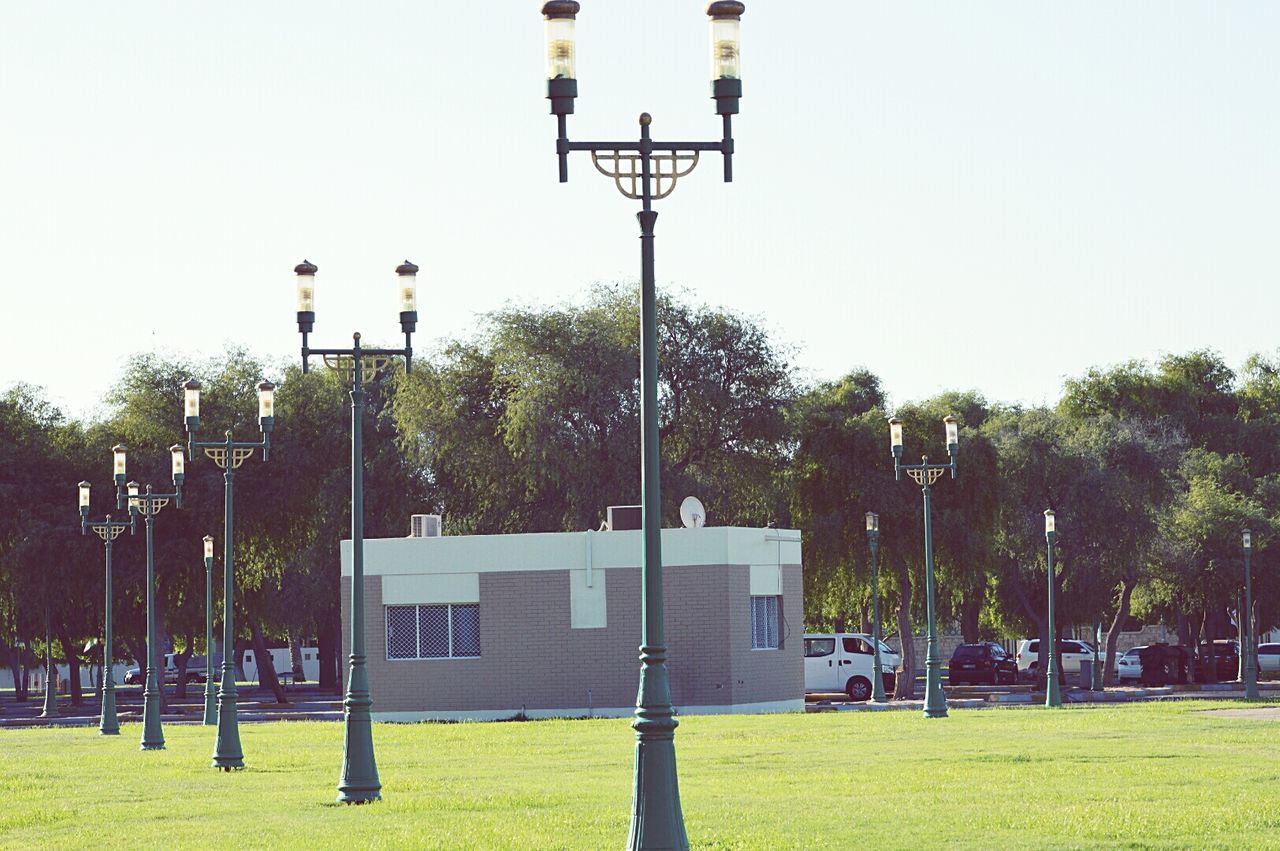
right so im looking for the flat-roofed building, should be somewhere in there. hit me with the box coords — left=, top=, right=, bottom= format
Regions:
left=340, top=524, right=803, bottom=721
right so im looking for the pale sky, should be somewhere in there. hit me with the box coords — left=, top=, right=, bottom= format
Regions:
left=2, top=2, right=1276, bottom=420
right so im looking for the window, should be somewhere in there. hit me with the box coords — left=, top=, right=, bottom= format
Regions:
left=842, top=637, right=874, bottom=655
left=385, top=604, right=481, bottom=660
left=804, top=638, right=835, bottom=658
left=750, top=595, right=780, bottom=650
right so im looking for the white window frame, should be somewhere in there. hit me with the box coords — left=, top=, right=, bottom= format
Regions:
left=385, top=603, right=481, bottom=661
left=750, top=595, right=781, bottom=650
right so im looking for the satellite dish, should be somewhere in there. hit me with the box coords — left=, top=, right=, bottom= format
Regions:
left=680, top=496, right=706, bottom=529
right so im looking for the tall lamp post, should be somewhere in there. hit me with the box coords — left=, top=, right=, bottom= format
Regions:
left=1043, top=509, right=1062, bottom=708
left=296, top=259, right=418, bottom=804
left=539, top=4, right=745, bottom=846
left=202, top=535, right=217, bottom=726
left=128, top=444, right=187, bottom=750
left=78, top=472, right=135, bottom=735
left=1242, top=529, right=1259, bottom=700
left=39, top=597, right=57, bottom=719
left=865, top=512, right=886, bottom=702
left=889, top=415, right=959, bottom=719
left=185, top=378, right=274, bottom=769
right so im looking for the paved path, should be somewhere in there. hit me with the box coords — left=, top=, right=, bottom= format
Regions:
left=1199, top=705, right=1280, bottom=720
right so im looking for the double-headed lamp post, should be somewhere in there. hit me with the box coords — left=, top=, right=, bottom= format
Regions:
left=890, top=415, right=959, bottom=719
left=865, top=512, right=886, bottom=702
left=78, top=467, right=136, bottom=735
left=127, top=444, right=187, bottom=750
left=540, top=4, right=745, bottom=846
left=202, top=535, right=216, bottom=725
left=185, top=377, right=274, bottom=770
left=296, top=259, right=418, bottom=805
left=1242, top=529, right=1258, bottom=700
left=1044, top=510, right=1062, bottom=708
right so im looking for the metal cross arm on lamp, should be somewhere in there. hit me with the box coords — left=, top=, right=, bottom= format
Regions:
left=889, top=415, right=959, bottom=719
left=184, top=376, right=275, bottom=771
left=78, top=471, right=137, bottom=736
left=294, top=259, right=419, bottom=805
left=540, top=4, right=745, bottom=849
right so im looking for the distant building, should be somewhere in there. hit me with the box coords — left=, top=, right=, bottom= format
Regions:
left=340, top=523, right=804, bottom=721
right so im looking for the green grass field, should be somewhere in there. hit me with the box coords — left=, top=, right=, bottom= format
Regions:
left=2, top=701, right=1278, bottom=849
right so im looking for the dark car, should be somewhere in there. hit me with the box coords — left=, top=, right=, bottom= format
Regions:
left=948, top=642, right=1018, bottom=686
left=1196, top=640, right=1240, bottom=683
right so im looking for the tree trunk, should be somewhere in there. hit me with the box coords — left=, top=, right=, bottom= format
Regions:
left=249, top=621, right=289, bottom=704
left=56, top=627, right=83, bottom=705
left=233, top=638, right=250, bottom=681
left=7, top=645, right=23, bottom=702
left=1103, top=579, right=1136, bottom=686
left=960, top=594, right=981, bottom=644
left=832, top=615, right=846, bottom=634
left=174, top=632, right=194, bottom=699
left=892, top=554, right=916, bottom=701
left=1201, top=608, right=1216, bottom=683
left=288, top=633, right=306, bottom=682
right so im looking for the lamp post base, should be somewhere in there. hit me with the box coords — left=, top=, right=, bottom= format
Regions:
left=99, top=682, right=119, bottom=735
left=626, top=725, right=688, bottom=851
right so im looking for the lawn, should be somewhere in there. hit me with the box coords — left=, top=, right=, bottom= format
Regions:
left=2, top=701, right=1279, bottom=849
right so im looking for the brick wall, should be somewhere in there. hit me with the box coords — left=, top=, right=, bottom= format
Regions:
left=341, top=563, right=803, bottom=716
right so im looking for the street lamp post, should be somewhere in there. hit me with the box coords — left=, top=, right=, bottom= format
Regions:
left=890, top=415, right=959, bottom=719
left=865, top=512, right=886, bottom=703
left=185, top=378, right=274, bottom=769
left=1242, top=530, right=1258, bottom=700
left=1044, top=510, right=1062, bottom=708
left=202, top=535, right=216, bottom=725
left=540, top=4, right=745, bottom=846
left=79, top=474, right=135, bottom=735
left=296, top=259, right=418, bottom=804
left=127, top=444, right=187, bottom=750
left=1092, top=621, right=1104, bottom=691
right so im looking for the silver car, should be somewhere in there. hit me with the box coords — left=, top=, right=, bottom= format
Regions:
left=1115, top=646, right=1144, bottom=684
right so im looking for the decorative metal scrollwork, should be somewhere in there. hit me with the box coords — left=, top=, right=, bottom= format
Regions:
left=591, top=150, right=700, bottom=200
left=323, top=354, right=396, bottom=384
left=204, top=447, right=256, bottom=470
left=133, top=498, right=169, bottom=516
left=93, top=524, right=127, bottom=541
left=907, top=468, right=948, bottom=487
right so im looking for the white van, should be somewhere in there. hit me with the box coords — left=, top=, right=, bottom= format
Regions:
left=804, top=633, right=900, bottom=701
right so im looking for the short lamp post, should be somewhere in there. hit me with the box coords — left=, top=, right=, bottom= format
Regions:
left=1043, top=510, right=1062, bottom=708
left=128, top=444, right=187, bottom=750
left=1242, top=530, right=1258, bottom=700
left=540, top=4, right=745, bottom=845
left=202, top=535, right=217, bottom=725
left=1092, top=622, right=1104, bottom=691
left=865, top=512, right=887, bottom=702
left=296, top=259, right=419, bottom=804
left=78, top=471, right=136, bottom=735
left=890, top=415, right=959, bottom=719
left=39, top=599, right=57, bottom=719
left=185, top=377, right=274, bottom=769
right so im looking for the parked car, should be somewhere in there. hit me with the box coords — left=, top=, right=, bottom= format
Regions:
left=947, top=642, right=1018, bottom=686
left=804, top=633, right=900, bottom=701
left=1196, top=640, right=1240, bottom=683
left=122, top=653, right=212, bottom=686
left=1115, top=646, right=1144, bottom=684
left=1015, top=639, right=1097, bottom=677
left=1257, top=643, right=1280, bottom=675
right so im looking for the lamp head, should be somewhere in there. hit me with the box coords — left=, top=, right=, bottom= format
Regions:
left=112, top=444, right=127, bottom=487
left=170, top=444, right=185, bottom=487
left=203, top=535, right=214, bottom=562
left=888, top=417, right=904, bottom=459
left=707, top=2, right=744, bottom=114
left=295, top=259, right=317, bottom=333
left=257, top=380, right=276, bottom=433
left=865, top=511, right=879, bottom=533
left=1044, top=509, right=1056, bottom=538
left=1243, top=529, right=1252, bottom=550
left=397, top=260, right=419, bottom=334
left=184, top=378, right=201, bottom=433
left=542, top=1, right=579, bottom=115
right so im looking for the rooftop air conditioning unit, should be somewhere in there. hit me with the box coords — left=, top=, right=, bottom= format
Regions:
left=606, top=505, right=642, bottom=531
left=410, top=514, right=442, bottom=538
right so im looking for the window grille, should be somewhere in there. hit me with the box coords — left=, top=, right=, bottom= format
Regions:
left=750, top=595, right=780, bottom=650
left=385, top=603, right=481, bottom=660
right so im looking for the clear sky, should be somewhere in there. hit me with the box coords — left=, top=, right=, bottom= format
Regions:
left=2, top=2, right=1276, bottom=419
